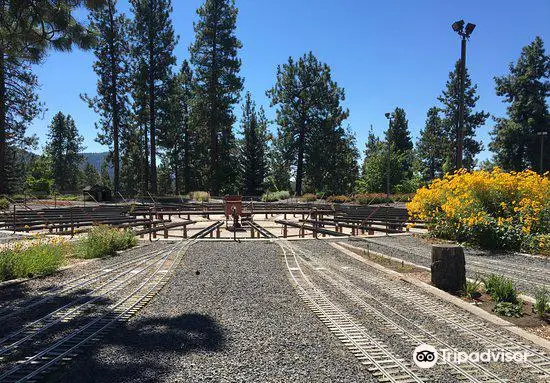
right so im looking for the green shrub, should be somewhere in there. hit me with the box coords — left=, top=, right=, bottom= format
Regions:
left=353, top=193, right=390, bottom=205
left=76, top=225, right=136, bottom=259
left=493, top=301, right=524, bottom=317
left=189, top=191, right=210, bottom=202
left=261, top=190, right=290, bottom=202
left=300, top=193, right=317, bottom=202
left=463, top=278, right=483, bottom=299
left=327, top=195, right=351, bottom=204
left=0, top=244, right=65, bottom=281
left=483, top=274, right=518, bottom=303
left=0, top=198, right=9, bottom=211
left=534, top=288, right=550, bottom=317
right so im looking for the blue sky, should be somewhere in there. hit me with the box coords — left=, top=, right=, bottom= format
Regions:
left=29, top=0, right=550, bottom=163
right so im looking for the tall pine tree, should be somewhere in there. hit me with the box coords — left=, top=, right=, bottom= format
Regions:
left=490, top=37, right=549, bottom=172
left=45, top=112, right=84, bottom=192
left=240, top=92, right=268, bottom=196
left=267, top=52, right=355, bottom=195
left=130, top=0, right=177, bottom=194
left=189, top=0, right=243, bottom=195
left=0, top=0, right=103, bottom=194
left=82, top=0, right=131, bottom=195
left=438, top=61, right=489, bottom=170
left=417, top=107, right=448, bottom=181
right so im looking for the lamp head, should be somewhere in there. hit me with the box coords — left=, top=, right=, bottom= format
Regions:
left=465, top=23, right=476, bottom=36
left=385, top=112, right=391, bottom=119
left=452, top=20, right=464, bottom=33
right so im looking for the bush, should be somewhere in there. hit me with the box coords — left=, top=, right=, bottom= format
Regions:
left=300, top=193, right=317, bottom=202
left=76, top=225, right=136, bottom=259
left=189, top=191, right=210, bottom=202
left=534, top=288, right=550, bottom=317
left=354, top=193, right=390, bottom=205
left=0, top=198, right=9, bottom=211
left=483, top=274, right=518, bottom=303
left=408, top=168, right=550, bottom=253
left=261, top=190, right=290, bottom=202
left=327, top=195, right=351, bottom=204
left=463, top=278, right=483, bottom=300
left=0, top=243, right=65, bottom=281
left=493, top=301, right=524, bottom=318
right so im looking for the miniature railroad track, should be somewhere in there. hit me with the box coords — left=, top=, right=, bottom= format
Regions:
left=0, top=244, right=170, bottom=320
left=248, top=221, right=277, bottom=239
left=278, top=240, right=426, bottom=383
left=0, top=240, right=194, bottom=382
left=309, top=242, right=550, bottom=381
left=190, top=221, right=223, bottom=239
left=289, top=243, right=509, bottom=382
left=359, top=238, right=550, bottom=290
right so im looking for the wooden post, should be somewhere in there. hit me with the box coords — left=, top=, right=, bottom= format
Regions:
left=164, top=228, right=168, bottom=239
left=431, top=245, right=466, bottom=295
left=183, top=225, right=187, bottom=238
left=250, top=227, right=254, bottom=238
left=284, top=213, right=287, bottom=219
left=283, top=225, right=287, bottom=238
left=216, top=226, right=220, bottom=238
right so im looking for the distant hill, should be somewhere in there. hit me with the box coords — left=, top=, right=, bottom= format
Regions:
left=80, top=152, right=113, bottom=177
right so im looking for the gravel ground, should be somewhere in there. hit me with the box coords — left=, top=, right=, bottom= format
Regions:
left=291, top=240, right=541, bottom=382
left=346, top=235, right=550, bottom=296
left=45, top=241, right=374, bottom=383
left=0, top=230, right=26, bottom=244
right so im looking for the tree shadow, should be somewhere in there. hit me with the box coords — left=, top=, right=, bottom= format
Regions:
left=45, top=313, right=226, bottom=383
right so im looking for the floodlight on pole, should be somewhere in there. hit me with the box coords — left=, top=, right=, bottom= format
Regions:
left=451, top=19, right=476, bottom=170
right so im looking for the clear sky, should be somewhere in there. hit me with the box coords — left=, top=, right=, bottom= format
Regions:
left=29, top=0, right=550, bottom=163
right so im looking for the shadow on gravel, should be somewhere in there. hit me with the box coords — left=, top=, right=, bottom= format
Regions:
left=45, top=313, right=226, bottom=383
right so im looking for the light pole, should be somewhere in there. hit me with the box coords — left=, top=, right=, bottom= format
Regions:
left=385, top=112, right=392, bottom=235
left=538, top=131, right=548, bottom=174
left=452, top=20, right=476, bottom=170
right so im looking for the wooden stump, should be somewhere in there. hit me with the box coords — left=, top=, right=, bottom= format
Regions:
left=431, top=245, right=466, bottom=295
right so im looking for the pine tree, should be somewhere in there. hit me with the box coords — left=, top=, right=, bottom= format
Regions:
left=82, top=163, right=100, bottom=186
left=0, top=0, right=104, bottom=194
left=82, top=0, right=131, bottom=195
left=437, top=61, right=489, bottom=170
left=267, top=128, right=291, bottom=192
left=491, top=37, right=549, bottom=172
left=45, top=112, right=84, bottom=192
left=267, top=52, right=353, bottom=195
left=100, top=159, right=112, bottom=189
left=386, top=107, right=413, bottom=153
left=240, top=93, right=268, bottom=196
left=417, top=107, right=448, bottom=181
left=189, top=0, right=243, bottom=195
left=129, top=0, right=177, bottom=194
left=160, top=60, right=195, bottom=194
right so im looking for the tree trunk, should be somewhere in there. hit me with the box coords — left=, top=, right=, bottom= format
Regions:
left=183, top=106, right=190, bottom=193
left=296, top=125, right=305, bottom=196
left=208, top=16, right=219, bottom=196
left=147, top=2, right=157, bottom=194
left=108, top=3, right=120, bottom=196
left=0, top=43, right=6, bottom=195
left=431, top=245, right=466, bottom=295
left=142, top=125, right=149, bottom=194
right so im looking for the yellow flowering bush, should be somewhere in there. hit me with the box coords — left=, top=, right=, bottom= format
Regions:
left=408, top=168, right=550, bottom=255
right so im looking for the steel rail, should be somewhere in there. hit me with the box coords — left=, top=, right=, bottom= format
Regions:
left=278, top=240, right=425, bottom=383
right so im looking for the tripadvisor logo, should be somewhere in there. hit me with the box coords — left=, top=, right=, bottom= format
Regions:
left=413, top=344, right=529, bottom=368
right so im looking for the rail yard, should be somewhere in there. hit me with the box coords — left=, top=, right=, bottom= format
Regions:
left=0, top=199, right=548, bottom=383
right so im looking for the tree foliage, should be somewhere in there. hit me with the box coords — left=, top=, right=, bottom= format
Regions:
left=267, top=52, right=356, bottom=195
left=490, top=37, right=550, bottom=172
left=417, top=107, right=448, bottom=181
left=45, top=112, right=84, bottom=192
left=189, top=0, right=243, bottom=195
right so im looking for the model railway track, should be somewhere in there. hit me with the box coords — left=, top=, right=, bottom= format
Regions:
left=278, top=240, right=426, bottom=383
left=322, top=243, right=550, bottom=381
left=359, top=238, right=550, bottom=289
left=248, top=221, right=277, bottom=239
left=0, top=240, right=193, bottom=382
left=289, top=243, right=508, bottom=382
left=0, top=244, right=169, bottom=320
left=190, top=221, right=223, bottom=239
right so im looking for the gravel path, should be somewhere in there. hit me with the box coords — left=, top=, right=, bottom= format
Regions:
left=45, top=241, right=373, bottom=383
left=347, top=235, right=550, bottom=296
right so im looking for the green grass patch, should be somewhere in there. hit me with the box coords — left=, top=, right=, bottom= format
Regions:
left=75, top=225, right=136, bottom=259
left=0, top=244, right=65, bottom=281
left=0, top=197, right=9, bottom=211
left=483, top=274, right=518, bottom=303
left=261, top=190, right=290, bottom=202
left=300, top=193, right=317, bottom=202
left=189, top=191, right=210, bottom=202
left=534, top=288, right=550, bottom=317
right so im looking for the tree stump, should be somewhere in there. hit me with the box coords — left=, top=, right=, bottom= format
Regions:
left=431, top=245, right=466, bottom=295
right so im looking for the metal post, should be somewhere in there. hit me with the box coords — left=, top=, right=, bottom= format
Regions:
left=457, top=36, right=466, bottom=170
left=386, top=115, right=392, bottom=236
